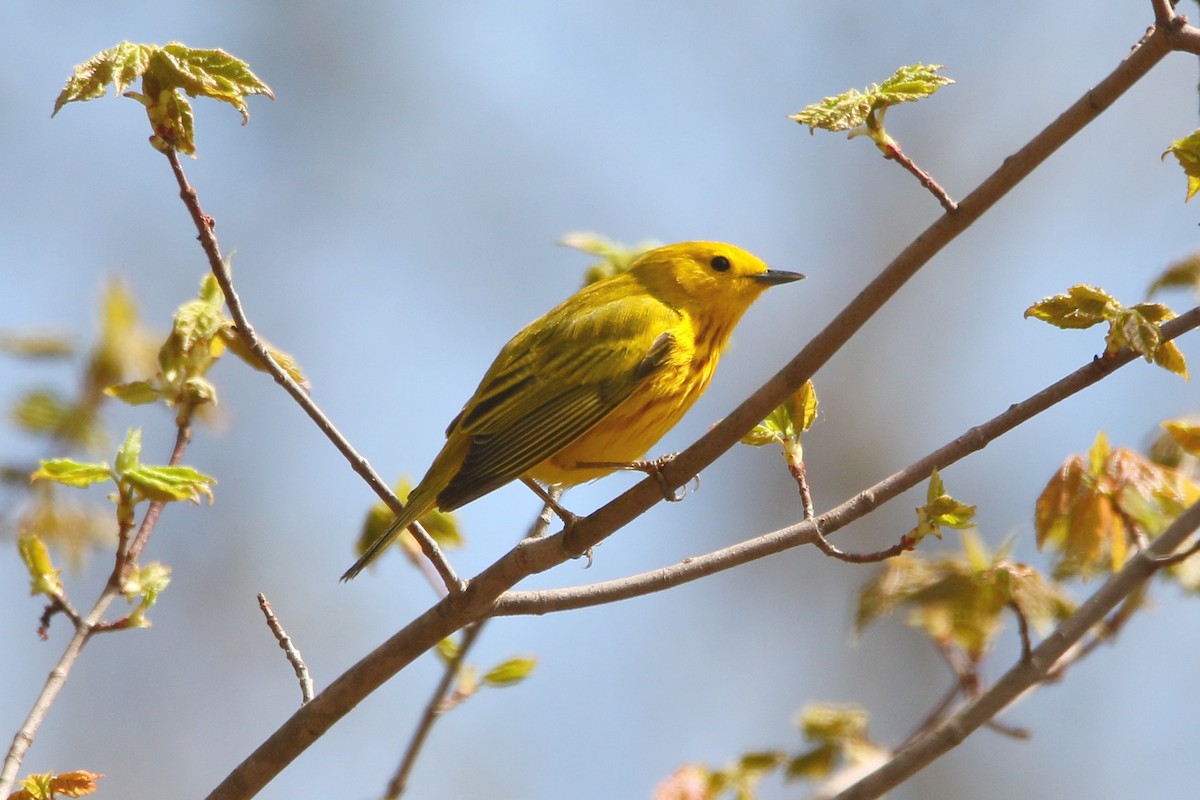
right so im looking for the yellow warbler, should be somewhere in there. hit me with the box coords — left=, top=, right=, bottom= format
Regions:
left=343, top=241, right=803, bottom=580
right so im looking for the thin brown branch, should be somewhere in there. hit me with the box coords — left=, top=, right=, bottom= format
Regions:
left=385, top=623, right=485, bottom=799
left=883, top=142, right=957, bottom=212
left=161, top=149, right=461, bottom=596
left=492, top=306, right=1200, bottom=616
left=831, top=498, right=1200, bottom=800
left=257, top=594, right=314, bottom=705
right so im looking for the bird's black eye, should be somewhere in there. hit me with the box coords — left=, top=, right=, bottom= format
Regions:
left=710, top=255, right=731, bottom=273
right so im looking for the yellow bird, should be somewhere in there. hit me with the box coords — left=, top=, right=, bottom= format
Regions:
left=343, top=241, right=803, bottom=580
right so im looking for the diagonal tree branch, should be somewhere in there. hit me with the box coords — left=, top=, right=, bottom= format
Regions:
left=162, top=149, right=461, bottom=596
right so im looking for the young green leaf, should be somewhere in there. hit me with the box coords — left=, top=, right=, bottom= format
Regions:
left=1024, top=285, right=1120, bottom=329
left=54, top=41, right=272, bottom=155
left=52, top=42, right=152, bottom=115
left=1148, top=253, right=1200, bottom=298
left=482, top=656, right=537, bottom=687
left=115, top=427, right=143, bottom=474
left=0, top=333, right=75, bottom=359
left=122, top=465, right=215, bottom=504
left=559, top=232, right=659, bottom=284
left=1162, top=129, right=1200, bottom=201
left=30, top=459, right=113, bottom=489
left=105, top=380, right=163, bottom=406
left=741, top=381, right=819, bottom=446
left=125, top=562, right=171, bottom=628
left=18, top=532, right=63, bottom=598
left=903, top=469, right=976, bottom=546
left=790, top=63, right=952, bottom=135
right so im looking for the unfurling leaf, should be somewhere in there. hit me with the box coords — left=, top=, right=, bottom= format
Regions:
left=741, top=381, right=819, bottom=447
left=790, top=63, right=953, bottom=134
left=1026, top=286, right=1187, bottom=378
left=1162, top=129, right=1200, bottom=201
left=54, top=41, right=272, bottom=155
left=30, top=459, right=112, bottom=489
left=482, top=656, right=537, bottom=687
left=1148, top=253, right=1200, bottom=298
left=105, top=380, right=162, bottom=406
left=903, top=469, right=976, bottom=546
left=1024, top=285, right=1119, bottom=329
left=123, top=465, right=215, bottom=504
left=19, top=533, right=63, bottom=597
left=115, top=427, right=142, bottom=475
left=559, top=232, right=659, bottom=285
left=124, top=562, right=171, bottom=627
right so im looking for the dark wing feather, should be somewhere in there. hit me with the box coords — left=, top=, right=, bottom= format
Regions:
left=436, top=326, right=677, bottom=511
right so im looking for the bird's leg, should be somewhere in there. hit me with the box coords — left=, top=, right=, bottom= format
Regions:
left=577, top=453, right=698, bottom=502
left=520, top=478, right=579, bottom=526
left=520, top=479, right=594, bottom=564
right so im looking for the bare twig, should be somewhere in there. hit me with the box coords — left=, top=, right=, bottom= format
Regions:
left=882, top=142, right=957, bottom=212
left=257, top=594, right=314, bottom=705
left=385, top=623, right=485, bottom=799
left=161, top=149, right=461, bottom=597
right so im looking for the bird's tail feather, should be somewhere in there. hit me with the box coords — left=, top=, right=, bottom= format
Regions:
left=339, top=487, right=436, bottom=582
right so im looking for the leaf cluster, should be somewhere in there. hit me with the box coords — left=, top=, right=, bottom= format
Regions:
left=790, top=63, right=953, bottom=148
left=52, top=41, right=273, bottom=155
left=1036, top=430, right=1200, bottom=579
left=1025, top=284, right=1187, bottom=377
left=7, top=770, right=103, bottom=800
left=558, top=232, right=660, bottom=285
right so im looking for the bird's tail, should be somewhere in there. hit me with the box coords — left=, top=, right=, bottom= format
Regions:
left=340, top=485, right=437, bottom=582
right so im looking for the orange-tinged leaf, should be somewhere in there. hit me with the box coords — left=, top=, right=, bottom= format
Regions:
left=1163, top=420, right=1200, bottom=456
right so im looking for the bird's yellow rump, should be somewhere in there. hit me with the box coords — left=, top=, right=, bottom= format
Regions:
left=342, top=241, right=803, bottom=580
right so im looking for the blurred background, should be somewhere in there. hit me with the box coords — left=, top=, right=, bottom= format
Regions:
left=2, top=2, right=1199, bottom=798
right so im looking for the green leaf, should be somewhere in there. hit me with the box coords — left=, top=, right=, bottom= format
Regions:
left=115, top=428, right=143, bottom=475
left=31, top=459, right=112, bottom=488
left=1024, top=285, right=1120, bottom=329
left=220, top=329, right=311, bottom=391
left=1162, top=129, right=1200, bottom=201
left=1148, top=254, right=1200, bottom=297
left=790, top=63, right=952, bottom=134
left=482, top=656, right=537, bottom=687
left=741, top=381, right=819, bottom=447
left=435, top=636, right=460, bottom=663
left=52, top=41, right=152, bottom=116
left=785, top=745, right=838, bottom=781
left=10, top=389, right=69, bottom=435
left=123, top=464, right=215, bottom=504
left=156, top=43, right=274, bottom=124
left=19, top=532, right=63, bottom=597
left=125, top=562, right=171, bottom=628
left=1153, top=339, right=1189, bottom=379
left=558, top=232, right=659, bottom=285
left=0, top=333, right=75, bottom=358
left=105, top=380, right=163, bottom=406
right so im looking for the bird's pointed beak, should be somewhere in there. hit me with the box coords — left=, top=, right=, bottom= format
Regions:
left=754, top=269, right=805, bottom=286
